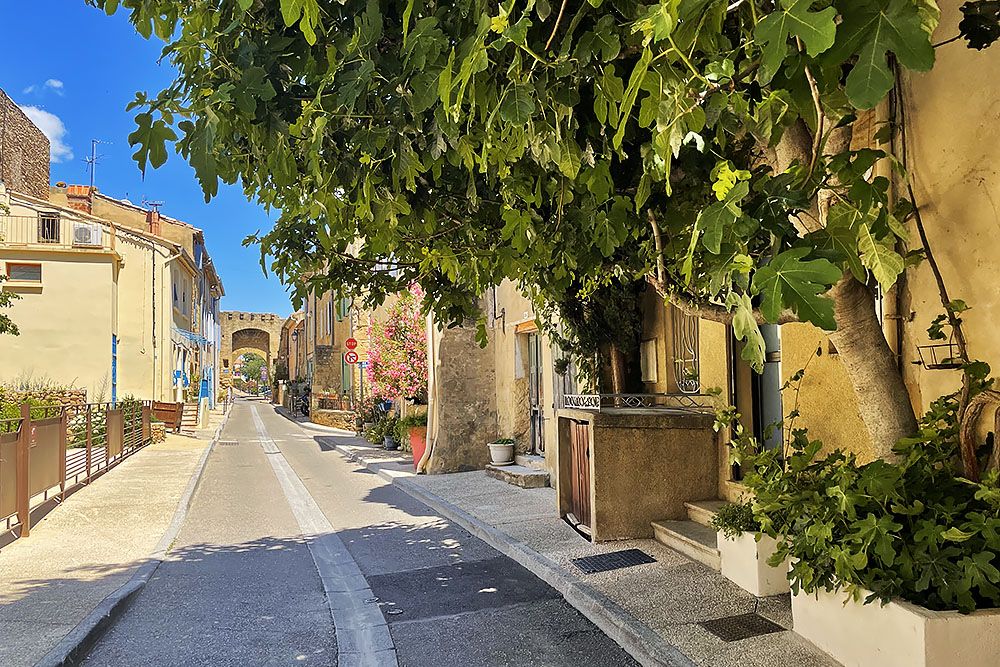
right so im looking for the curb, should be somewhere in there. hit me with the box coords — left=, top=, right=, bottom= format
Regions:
left=328, top=440, right=693, bottom=667
left=36, top=405, right=232, bottom=667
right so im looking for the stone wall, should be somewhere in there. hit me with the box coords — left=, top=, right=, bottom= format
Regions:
left=311, top=409, right=356, bottom=430
left=0, top=89, right=49, bottom=200
left=427, top=325, right=498, bottom=474
left=220, top=311, right=284, bottom=385
left=0, top=388, right=87, bottom=406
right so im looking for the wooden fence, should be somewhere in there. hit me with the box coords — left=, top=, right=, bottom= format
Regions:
left=0, top=400, right=153, bottom=540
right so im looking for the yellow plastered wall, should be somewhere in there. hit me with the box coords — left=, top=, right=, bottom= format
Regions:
left=780, top=324, right=875, bottom=461
left=491, top=281, right=559, bottom=470
left=899, top=0, right=1000, bottom=414
left=0, top=251, right=115, bottom=398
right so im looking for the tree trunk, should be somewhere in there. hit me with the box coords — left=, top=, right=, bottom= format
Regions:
left=609, top=344, right=626, bottom=396
left=827, top=276, right=918, bottom=459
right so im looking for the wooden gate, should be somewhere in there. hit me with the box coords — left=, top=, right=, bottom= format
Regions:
left=567, top=419, right=591, bottom=533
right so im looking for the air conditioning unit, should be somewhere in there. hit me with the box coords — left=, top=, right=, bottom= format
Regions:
left=73, top=222, right=103, bottom=247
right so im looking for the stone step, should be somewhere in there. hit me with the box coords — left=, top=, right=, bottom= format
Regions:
left=684, top=499, right=727, bottom=527
left=651, top=519, right=720, bottom=570
left=514, top=454, right=547, bottom=471
left=485, top=464, right=550, bottom=489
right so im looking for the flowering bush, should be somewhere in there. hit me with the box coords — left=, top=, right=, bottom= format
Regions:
left=367, top=289, right=428, bottom=402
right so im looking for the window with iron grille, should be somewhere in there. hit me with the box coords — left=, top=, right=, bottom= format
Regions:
left=670, top=306, right=701, bottom=393
left=38, top=213, right=60, bottom=243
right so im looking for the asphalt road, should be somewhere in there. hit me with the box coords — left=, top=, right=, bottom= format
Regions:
left=80, top=399, right=635, bottom=666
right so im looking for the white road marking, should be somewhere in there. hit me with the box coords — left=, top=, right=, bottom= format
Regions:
left=251, top=405, right=398, bottom=667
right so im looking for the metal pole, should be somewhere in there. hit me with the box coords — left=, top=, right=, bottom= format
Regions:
left=85, top=406, right=92, bottom=482
left=16, top=403, right=31, bottom=537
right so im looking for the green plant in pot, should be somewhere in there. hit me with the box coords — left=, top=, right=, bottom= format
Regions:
left=710, top=501, right=788, bottom=597
left=722, top=357, right=1000, bottom=665
left=487, top=437, right=515, bottom=466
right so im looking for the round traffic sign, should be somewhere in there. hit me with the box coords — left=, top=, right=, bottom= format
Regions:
left=346, top=337, right=358, bottom=350
left=344, top=350, right=359, bottom=364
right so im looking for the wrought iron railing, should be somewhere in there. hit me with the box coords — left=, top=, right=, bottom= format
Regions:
left=0, top=215, right=111, bottom=250
left=1, top=400, right=153, bottom=540
left=564, top=393, right=713, bottom=413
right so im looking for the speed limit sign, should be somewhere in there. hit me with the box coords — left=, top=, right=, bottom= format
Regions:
left=344, top=350, right=359, bottom=364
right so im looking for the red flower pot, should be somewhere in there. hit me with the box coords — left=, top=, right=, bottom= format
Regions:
left=409, top=426, right=427, bottom=470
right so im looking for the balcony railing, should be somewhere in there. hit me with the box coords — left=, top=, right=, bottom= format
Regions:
left=563, top=393, right=714, bottom=414
left=0, top=215, right=111, bottom=250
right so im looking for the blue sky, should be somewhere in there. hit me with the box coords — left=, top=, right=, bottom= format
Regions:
left=1, top=2, right=292, bottom=316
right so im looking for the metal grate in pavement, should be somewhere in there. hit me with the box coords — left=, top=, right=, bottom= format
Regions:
left=699, top=613, right=785, bottom=642
left=217, top=440, right=239, bottom=446
left=571, top=548, right=656, bottom=574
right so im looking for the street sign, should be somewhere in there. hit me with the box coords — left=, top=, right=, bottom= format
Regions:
left=346, top=337, right=358, bottom=350
left=344, top=350, right=359, bottom=364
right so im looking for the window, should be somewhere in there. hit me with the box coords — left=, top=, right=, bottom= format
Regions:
left=327, top=298, right=333, bottom=334
left=337, top=297, right=350, bottom=321
left=640, top=339, right=658, bottom=383
left=6, top=262, right=42, bottom=283
left=38, top=213, right=60, bottom=243
left=223, top=359, right=230, bottom=369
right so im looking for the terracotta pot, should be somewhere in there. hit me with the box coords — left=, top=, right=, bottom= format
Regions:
left=409, top=426, right=427, bottom=470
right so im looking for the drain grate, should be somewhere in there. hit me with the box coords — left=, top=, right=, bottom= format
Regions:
left=699, top=613, right=785, bottom=642
left=217, top=440, right=239, bottom=447
left=571, top=549, right=656, bottom=574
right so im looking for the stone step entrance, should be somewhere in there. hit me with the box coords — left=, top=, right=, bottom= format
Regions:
left=485, top=464, right=550, bottom=489
left=650, top=499, right=726, bottom=570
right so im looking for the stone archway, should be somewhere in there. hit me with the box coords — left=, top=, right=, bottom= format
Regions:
left=220, top=311, right=284, bottom=387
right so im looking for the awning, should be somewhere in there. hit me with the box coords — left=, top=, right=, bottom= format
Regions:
left=172, top=327, right=209, bottom=348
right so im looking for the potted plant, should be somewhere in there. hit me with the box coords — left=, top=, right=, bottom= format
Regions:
left=382, top=416, right=399, bottom=450
left=396, top=413, right=429, bottom=469
left=710, top=501, right=788, bottom=597
left=728, top=369, right=1000, bottom=667
left=487, top=437, right=515, bottom=465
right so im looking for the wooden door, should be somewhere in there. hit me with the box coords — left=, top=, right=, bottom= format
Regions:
left=527, top=333, right=545, bottom=454
left=566, top=419, right=591, bottom=533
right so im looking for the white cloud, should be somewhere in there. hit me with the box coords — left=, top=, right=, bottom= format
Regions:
left=18, top=105, right=74, bottom=163
left=23, top=79, right=65, bottom=96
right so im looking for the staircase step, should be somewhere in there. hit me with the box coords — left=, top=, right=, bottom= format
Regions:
left=514, top=454, right=547, bottom=471
left=651, top=519, right=721, bottom=570
left=485, top=464, right=550, bottom=489
left=685, top=499, right=727, bottom=527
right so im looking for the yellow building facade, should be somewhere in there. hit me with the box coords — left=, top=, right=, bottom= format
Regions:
left=0, top=187, right=191, bottom=402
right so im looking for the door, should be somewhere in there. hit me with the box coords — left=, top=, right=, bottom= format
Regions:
left=527, top=332, right=545, bottom=454
left=566, top=419, right=591, bottom=534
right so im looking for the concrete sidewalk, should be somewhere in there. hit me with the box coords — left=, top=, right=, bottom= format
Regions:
left=0, top=432, right=215, bottom=667
left=327, top=437, right=836, bottom=667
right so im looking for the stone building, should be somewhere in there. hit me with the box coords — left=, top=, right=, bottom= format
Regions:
left=0, top=90, right=49, bottom=200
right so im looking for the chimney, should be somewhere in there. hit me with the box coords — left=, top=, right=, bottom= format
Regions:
left=66, top=185, right=93, bottom=214
left=147, top=208, right=161, bottom=235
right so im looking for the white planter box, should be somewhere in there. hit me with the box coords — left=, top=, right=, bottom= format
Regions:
left=793, top=587, right=1000, bottom=667
left=717, top=531, right=789, bottom=596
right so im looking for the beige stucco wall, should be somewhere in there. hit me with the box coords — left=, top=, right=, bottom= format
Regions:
left=0, top=249, right=115, bottom=397
left=899, top=0, right=1000, bottom=415
left=490, top=281, right=560, bottom=467
left=771, top=1, right=1000, bottom=463
left=780, top=324, right=875, bottom=461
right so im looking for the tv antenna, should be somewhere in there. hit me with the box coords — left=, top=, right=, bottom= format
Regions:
left=141, top=197, right=165, bottom=212
left=84, top=139, right=111, bottom=189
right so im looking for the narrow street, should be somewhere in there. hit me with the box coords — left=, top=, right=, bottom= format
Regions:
left=80, top=399, right=635, bottom=667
